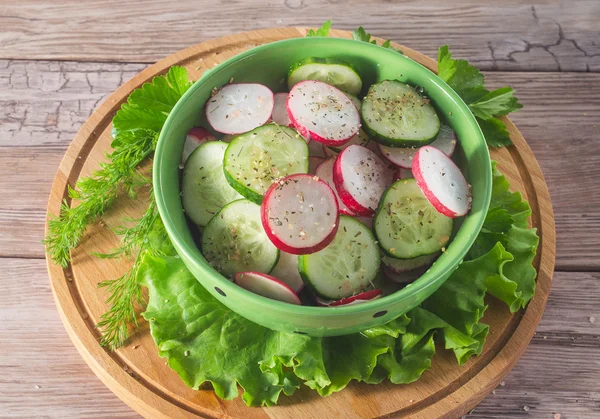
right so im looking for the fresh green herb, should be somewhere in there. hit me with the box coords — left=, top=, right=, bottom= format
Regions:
left=352, top=26, right=402, bottom=53
left=43, top=130, right=157, bottom=268
left=140, top=166, right=538, bottom=406
left=306, top=20, right=332, bottom=37
left=437, top=45, right=523, bottom=147
left=44, top=66, right=192, bottom=268
left=44, top=66, right=193, bottom=349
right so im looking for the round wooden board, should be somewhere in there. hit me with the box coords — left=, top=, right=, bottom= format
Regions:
left=46, top=28, right=556, bottom=419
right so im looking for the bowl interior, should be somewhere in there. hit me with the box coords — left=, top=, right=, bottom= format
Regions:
left=154, top=37, right=491, bottom=333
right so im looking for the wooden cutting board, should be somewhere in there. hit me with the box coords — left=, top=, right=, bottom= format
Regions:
left=45, top=28, right=556, bottom=419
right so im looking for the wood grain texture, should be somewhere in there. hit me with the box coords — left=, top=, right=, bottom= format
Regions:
left=0, top=0, right=599, bottom=72
left=41, top=28, right=555, bottom=418
left=1, top=58, right=596, bottom=268
left=2, top=259, right=595, bottom=418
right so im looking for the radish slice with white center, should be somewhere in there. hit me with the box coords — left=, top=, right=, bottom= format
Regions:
left=206, top=83, right=274, bottom=135
left=333, top=145, right=393, bottom=217
left=269, top=251, right=304, bottom=293
left=235, top=272, right=301, bottom=305
left=261, top=173, right=340, bottom=255
left=271, top=92, right=292, bottom=126
left=182, top=128, right=215, bottom=163
left=412, top=146, right=472, bottom=218
left=309, top=156, right=325, bottom=175
left=379, top=125, right=458, bottom=169
left=315, top=158, right=355, bottom=216
left=318, top=289, right=382, bottom=307
left=287, top=80, right=360, bottom=146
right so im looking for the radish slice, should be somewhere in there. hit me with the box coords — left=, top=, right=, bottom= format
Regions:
left=333, top=145, right=393, bottom=217
left=412, top=146, right=472, bottom=218
left=271, top=92, right=292, bottom=126
left=379, top=125, right=457, bottom=169
left=235, top=271, right=301, bottom=304
left=261, top=173, right=340, bottom=255
left=269, top=251, right=304, bottom=293
left=206, top=83, right=274, bottom=135
left=315, top=158, right=356, bottom=216
left=287, top=80, right=360, bottom=146
left=182, top=127, right=216, bottom=163
left=309, top=156, right=325, bottom=175
left=317, top=289, right=382, bottom=307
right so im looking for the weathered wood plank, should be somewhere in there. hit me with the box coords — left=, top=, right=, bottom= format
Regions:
left=0, top=1, right=599, bottom=72
left=1, top=59, right=597, bottom=269
left=0, top=259, right=596, bottom=418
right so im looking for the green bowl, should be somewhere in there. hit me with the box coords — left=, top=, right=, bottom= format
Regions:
left=154, top=37, right=491, bottom=337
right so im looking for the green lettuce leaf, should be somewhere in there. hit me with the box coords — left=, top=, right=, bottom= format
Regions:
left=140, top=166, right=539, bottom=406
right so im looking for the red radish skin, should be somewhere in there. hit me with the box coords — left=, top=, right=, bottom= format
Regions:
left=261, top=174, right=340, bottom=255
left=412, top=146, right=472, bottom=218
left=206, top=83, right=274, bottom=135
left=287, top=80, right=360, bottom=146
left=315, top=158, right=356, bottom=216
left=235, top=271, right=301, bottom=305
left=182, top=127, right=216, bottom=163
left=333, top=145, right=393, bottom=217
left=318, top=289, right=382, bottom=306
left=271, top=92, right=292, bottom=126
left=308, top=156, right=325, bottom=175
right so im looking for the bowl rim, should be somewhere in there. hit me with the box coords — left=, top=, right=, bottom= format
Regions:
left=154, top=36, right=492, bottom=316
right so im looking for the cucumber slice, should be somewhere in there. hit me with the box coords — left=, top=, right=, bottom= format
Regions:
left=375, top=179, right=453, bottom=259
left=381, top=252, right=439, bottom=273
left=201, top=199, right=279, bottom=278
left=181, top=141, right=242, bottom=226
left=298, top=215, right=380, bottom=300
left=362, top=80, right=440, bottom=147
left=287, top=57, right=363, bottom=95
left=223, top=124, right=309, bottom=204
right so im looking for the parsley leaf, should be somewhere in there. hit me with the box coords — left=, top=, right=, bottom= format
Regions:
left=437, top=45, right=522, bottom=147
left=352, top=26, right=403, bottom=53
left=469, top=87, right=523, bottom=120
left=306, top=20, right=332, bottom=37
left=477, top=117, right=513, bottom=148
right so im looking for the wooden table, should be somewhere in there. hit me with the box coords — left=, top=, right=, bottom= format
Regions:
left=1, top=1, right=598, bottom=417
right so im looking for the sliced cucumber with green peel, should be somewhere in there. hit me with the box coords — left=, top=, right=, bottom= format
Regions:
left=201, top=199, right=279, bottom=278
left=287, top=57, right=363, bottom=95
left=298, top=216, right=380, bottom=300
left=374, top=179, right=453, bottom=259
left=362, top=80, right=440, bottom=147
left=223, top=124, right=309, bottom=204
left=182, top=141, right=243, bottom=226
left=382, top=252, right=440, bottom=273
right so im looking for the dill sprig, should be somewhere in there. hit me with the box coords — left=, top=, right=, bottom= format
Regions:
left=44, top=130, right=157, bottom=267
left=96, top=196, right=161, bottom=350
left=43, top=66, right=193, bottom=349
